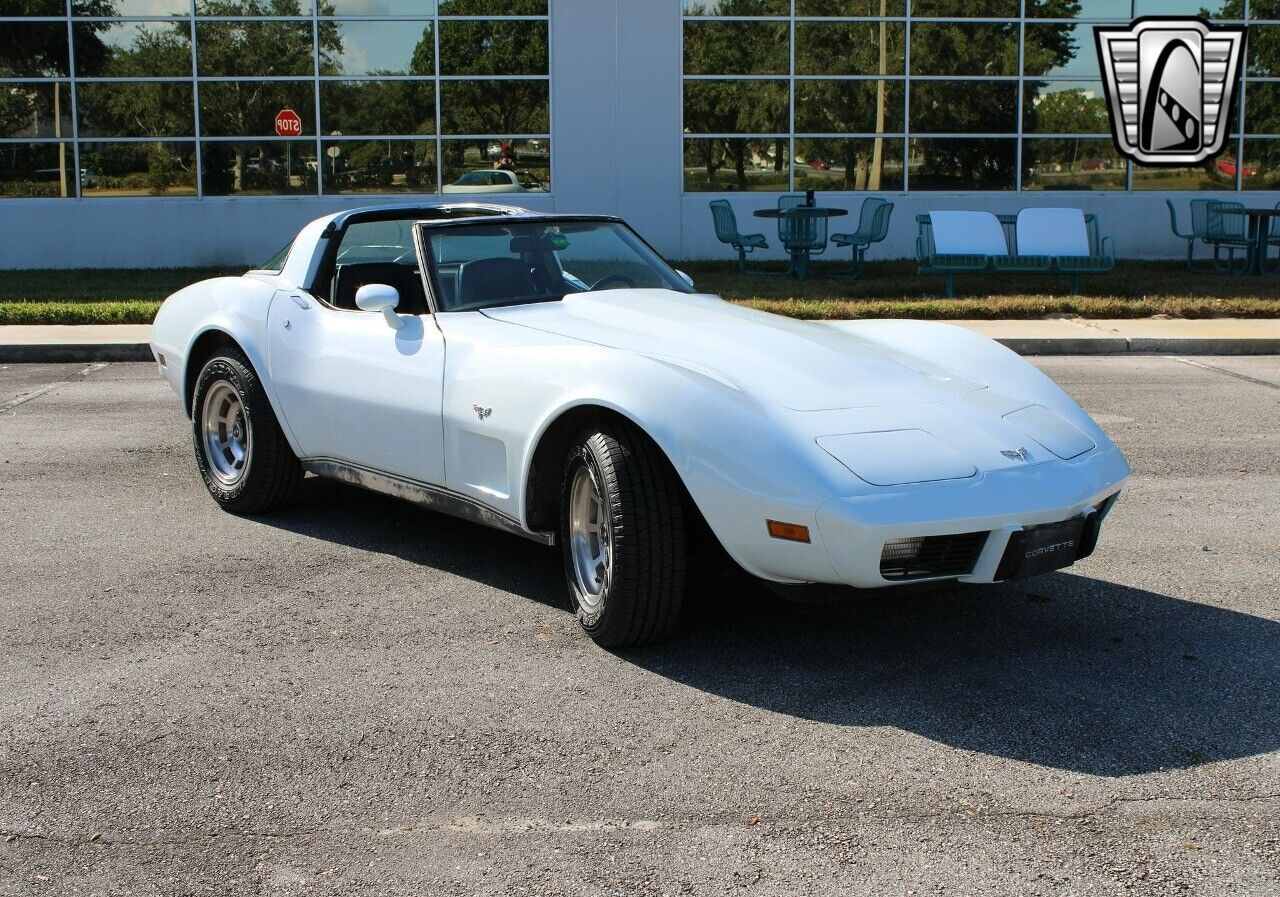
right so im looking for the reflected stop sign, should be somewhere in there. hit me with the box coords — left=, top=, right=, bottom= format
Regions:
left=274, top=108, right=302, bottom=137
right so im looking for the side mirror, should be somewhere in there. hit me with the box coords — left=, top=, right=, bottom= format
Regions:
left=675, top=269, right=694, bottom=289
left=355, top=283, right=403, bottom=330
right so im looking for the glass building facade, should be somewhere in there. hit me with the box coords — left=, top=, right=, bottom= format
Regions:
left=5, top=0, right=1279, bottom=201
left=0, top=1, right=551, bottom=199
left=682, top=0, right=1280, bottom=192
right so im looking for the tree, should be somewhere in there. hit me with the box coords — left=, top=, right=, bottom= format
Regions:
left=193, top=0, right=342, bottom=192
left=682, top=0, right=1079, bottom=190
left=0, top=0, right=114, bottom=194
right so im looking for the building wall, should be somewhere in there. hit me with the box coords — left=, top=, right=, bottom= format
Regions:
left=2, top=0, right=1277, bottom=269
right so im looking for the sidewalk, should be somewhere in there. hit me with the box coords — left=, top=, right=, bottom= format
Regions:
left=1, top=319, right=1278, bottom=363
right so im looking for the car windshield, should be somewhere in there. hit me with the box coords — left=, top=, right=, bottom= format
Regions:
left=423, top=220, right=692, bottom=312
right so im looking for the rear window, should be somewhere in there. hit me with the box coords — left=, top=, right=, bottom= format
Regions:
left=256, top=241, right=292, bottom=272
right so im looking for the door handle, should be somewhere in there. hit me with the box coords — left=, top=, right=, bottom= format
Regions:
left=288, top=294, right=311, bottom=309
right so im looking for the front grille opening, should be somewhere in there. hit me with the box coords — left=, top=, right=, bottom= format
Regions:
left=880, top=531, right=989, bottom=581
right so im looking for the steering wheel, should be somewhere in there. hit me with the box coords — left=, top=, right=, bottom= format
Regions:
left=590, top=274, right=635, bottom=291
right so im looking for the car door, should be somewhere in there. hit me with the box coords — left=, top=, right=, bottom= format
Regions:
left=265, top=223, right=446, bottom=487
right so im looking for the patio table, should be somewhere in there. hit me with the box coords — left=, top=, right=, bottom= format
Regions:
left=1218, top=207, right=1280, bottom=275
left=753, top=206, right=848, bottom=277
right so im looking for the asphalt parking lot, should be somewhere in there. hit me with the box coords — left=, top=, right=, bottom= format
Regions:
left=1, top=356, right=1278, bottom=896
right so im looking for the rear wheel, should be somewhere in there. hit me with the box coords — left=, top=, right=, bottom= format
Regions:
left=560, top=421, right=687, bottom=647
left=192, top=348, right=301, bottom=514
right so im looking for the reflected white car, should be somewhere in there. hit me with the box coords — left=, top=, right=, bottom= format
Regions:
left=150, top=203, right=1129, bottom=647
left=442, top=169, right=543, bottom=194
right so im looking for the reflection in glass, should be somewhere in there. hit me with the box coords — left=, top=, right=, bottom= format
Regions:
left=1023, top=24, right=1101, bottom=80
left=910, top=81, right=1018, bottom=134
left=438, top=0, right=546, bottom=12
left=439, top=20, right=548, bottom=76
left=683, top=138, right=790, bottom=192
left=1026, top=0, right=1131, bottom=19
left=320, top=80, right=435, bottom=136
left=911, top=0, right=1018, bottom=15
left=440, top=80, right=548, bottom=135
left=0, top=82, right=71, bottom=139
left=441, top=139, right=549, bottom=193
left=794, top=80, right=904, bottom=134
left=682, top=0, right=789, bottom=14
left=324, top=0, right=437, bottom=13
left=1251, top=0, right=1280, bottom=18
left=7, top=0, right=63, bottom=14
left=195, top=21, right=318, bottom=78
left=198, top=81, right=316, bottom=136
left=795, top=21, right=904, bottom=77
left=1241, top=139, right=1280, bottom=191
left=79, top=141, right=197, bottom=197
left=320, top=139, right=436, bottom=194
left=77, top=82, right=194, bottom=137
left=0, top=24, right=70, bottom=77
left=683, top=80, right=788, bottom=134
left=86, top=21, right=192, bottom=79
left=1246, top=27, right=1279, bottom=78
left=331, top=21, right=433, bottom=76
left=0, top=141, right=74, bottom=198
left=909, top=23, right=1018, bottom=77
left=1022, top=83, right=1110, bottom=134
left=1246, top=81, right=1280, bottom=135
left=795, top=0, right=906, bottom=12
left=92, top=0, right=189, bottom=13
left=196, top=1, right=315, bottom=14
left=1131, top=145, right=1237, bottom=190
left=683, top=22, right=789, bottom=76
left=908, top=138, right=1017, bottom=190
left=1022, top=138, right=1125, bottom=190
left=201, top=140, right=318, bottom=196
left=793, top=138, right=904, bottom=191
left=1133, top=0, right=1232, bottom=17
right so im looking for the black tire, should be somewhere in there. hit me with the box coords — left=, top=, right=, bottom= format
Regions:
left=560, top=420, right=687, bottom=647
left=191, top=347, right=302, bottom=514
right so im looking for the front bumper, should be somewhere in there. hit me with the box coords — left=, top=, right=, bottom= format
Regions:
left=806, top=445, right=1129, bottom=589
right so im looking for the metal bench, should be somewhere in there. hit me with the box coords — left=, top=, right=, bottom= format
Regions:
left=916, top=209, right=1115, bottom=297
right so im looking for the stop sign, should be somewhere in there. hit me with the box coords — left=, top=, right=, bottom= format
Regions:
left=274, top=108, right=302, bottom=137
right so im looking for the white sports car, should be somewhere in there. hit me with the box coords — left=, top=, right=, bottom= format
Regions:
left=151, top=203, right=1129, bottom=646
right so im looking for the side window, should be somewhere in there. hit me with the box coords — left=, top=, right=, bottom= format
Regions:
left=326, top=219, right=425, bottom=313
left=335, top=220, right=417, bottom=265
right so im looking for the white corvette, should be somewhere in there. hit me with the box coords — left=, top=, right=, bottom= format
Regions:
left=151, top=203, right=1129, bottom=646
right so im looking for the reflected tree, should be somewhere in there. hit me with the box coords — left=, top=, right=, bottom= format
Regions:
left=195, top=1, right=341, bottom=191
left=0, top=0, right=113, bottom=194
left=683, top=3, right=788, bottom=189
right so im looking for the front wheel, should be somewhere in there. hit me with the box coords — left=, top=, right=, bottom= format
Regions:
left=192, top=348, right=302, bottom=514
left=561, top=421, right=688, bottom=647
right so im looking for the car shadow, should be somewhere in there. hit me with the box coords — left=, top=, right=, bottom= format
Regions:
left=265, top=477, right=1279, bottom=777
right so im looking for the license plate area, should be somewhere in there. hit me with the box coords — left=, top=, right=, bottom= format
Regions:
left=995, top=515, right=1089, bottom=581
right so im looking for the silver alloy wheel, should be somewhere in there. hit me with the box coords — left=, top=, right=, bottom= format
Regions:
left=568, top=463, right=612, bottom=609
left=201, top=380, right=251, bottom=486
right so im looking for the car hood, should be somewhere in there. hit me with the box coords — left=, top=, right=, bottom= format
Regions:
left=481, top=290, right=985, bottom=411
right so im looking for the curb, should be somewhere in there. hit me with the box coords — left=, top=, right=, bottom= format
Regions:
left=995, top=337, right=1280, bottom=355
left=0, top=343, right=154, bottom=363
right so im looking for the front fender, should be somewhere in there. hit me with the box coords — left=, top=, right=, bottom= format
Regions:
left=503, top=348, right=852, bottom=583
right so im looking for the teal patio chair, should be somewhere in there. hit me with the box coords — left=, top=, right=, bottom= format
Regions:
left=779, top=207, right=828, bottom=280
left=709, top=200, right=768, bottom=274
left=775, top=194, right=806, bottom=245
left=1266, top=200, right=1280, bottom=274
left=1200, top=200, right=1251, bottom=273
left=830, top=197, right=893, bottom=276
left=1167, top=199, right=1250, bottom=273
